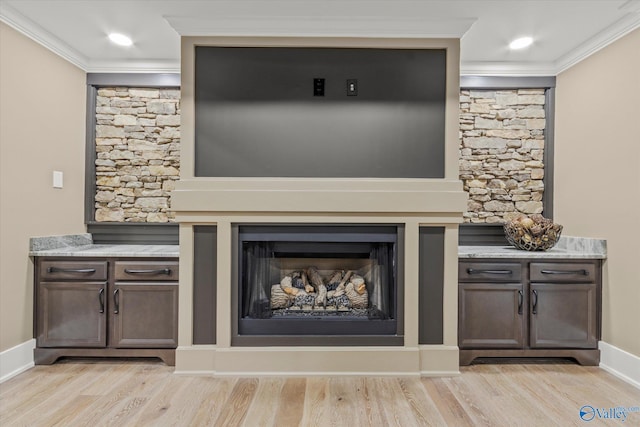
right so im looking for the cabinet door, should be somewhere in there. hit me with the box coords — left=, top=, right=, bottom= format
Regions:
left=37, top=282, right=107, bottom=347
left=110, top=282, right=178, bottom=348
left=459, top=283, right=525, bottom=349
left=529, top=283, right=597, bottom=348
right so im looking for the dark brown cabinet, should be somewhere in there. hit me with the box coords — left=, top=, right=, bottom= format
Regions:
left=459, top=259, right=601, bottom=366
left=111, top=283, right=178, bottom=348
left=37, top=260, right=108, bottom=349
left=37, top=281, right=107, bottom=348
left=459, top=283, right=524, bottom=349
left=34, top=257, right=178, bottom=365
left=528, top=261, right=598, bottom=349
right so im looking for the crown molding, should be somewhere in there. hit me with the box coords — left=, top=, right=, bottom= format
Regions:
left=460, top=61, right=557, bottom=77
left=164, top=15, right=477, bottom=38
left=2, top=3, right=639, bottom=76
left=84, top=59, right=180, bottom=74
left=554, top=9, right=640, bottom=75
left=0, top=1, right=88, bottom=70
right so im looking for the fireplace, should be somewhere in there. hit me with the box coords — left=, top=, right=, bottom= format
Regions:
left=172, top=36, right=466, bottom=376
left=233, top=225, right=403, bottom=346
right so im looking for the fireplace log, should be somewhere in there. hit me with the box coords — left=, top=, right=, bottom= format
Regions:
left=346, top=276, right=368, bottom=309
left=338, top=270, right=353, bottom=288
left=334, top=282, right=346, bottom=297
left=283, top=287, right=299, bottom=296
left=306, top=267, right=328, bottom=307
left=315, top=284, right=327, bottom=307
left=280, top=275, right=300, bottom=296
left=351, top=275, right=366, bottom=294
left=270, top=284, right=293, bottom=309
left=301, top=271, right=315, bottom=293
left=306, top=267, right=324, bottom=289
left=326, top=270, right=344, bottom=291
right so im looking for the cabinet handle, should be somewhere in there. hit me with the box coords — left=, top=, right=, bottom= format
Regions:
left=98, top=288, right=105, bottom=313
left=518, top=290, right=523, bottom=315
left=113, top=289, right=120, bottom=314
left=532, top=290, right=538, bottom=314
left=541, top=269, right=588, bottom=276
left=467, top=268, right=513, bottom=275
left=47, top=267, right=96, bottom=274
left=124, top=268, right=171, bottom=275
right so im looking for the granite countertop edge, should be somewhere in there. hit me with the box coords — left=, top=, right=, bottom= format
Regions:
left=457, top=247, right=606, bottom=259
left=29, top=234, right=179, bottom=257
left=29, top=234, right=605, bottom=260
left=459, top=236, right=607, bottom=259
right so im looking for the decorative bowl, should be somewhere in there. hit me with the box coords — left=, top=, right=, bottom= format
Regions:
left=504, top=215, right=563, bottom=251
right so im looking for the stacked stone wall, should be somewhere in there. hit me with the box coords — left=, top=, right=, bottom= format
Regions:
left=93, top=87, right=546, bottom=223
left=459, top=89, right=546, bottom=223
left=94, top=87, right=180, bottom=222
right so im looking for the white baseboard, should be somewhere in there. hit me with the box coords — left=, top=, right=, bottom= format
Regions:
left=0, top=339, right=35, bottom=383
left=599, top=341, right=640, bottom=390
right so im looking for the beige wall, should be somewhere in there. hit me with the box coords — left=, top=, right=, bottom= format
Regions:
left=555, top=28, right=640, bottom=357
left=0, top=23, right=86, bottom=352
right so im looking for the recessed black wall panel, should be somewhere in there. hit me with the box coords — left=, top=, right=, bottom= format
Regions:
left=195, top=47, right=446, bottom=178
left=419, top=226, right=445, bottom=344
left=193, top=226, right=217, bottom=345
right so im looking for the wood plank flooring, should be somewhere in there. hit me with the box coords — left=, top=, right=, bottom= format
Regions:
left=1, top=359, right=639, bottom=426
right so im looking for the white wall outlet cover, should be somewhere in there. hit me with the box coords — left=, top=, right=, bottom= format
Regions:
left=53, top=171, right=63, bottom=188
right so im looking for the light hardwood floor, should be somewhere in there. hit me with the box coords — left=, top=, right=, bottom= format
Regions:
left=1, top=359, right=639, bottom=426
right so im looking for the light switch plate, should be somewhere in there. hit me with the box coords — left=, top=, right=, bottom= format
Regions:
left=53, top=171, right=63, bottom=188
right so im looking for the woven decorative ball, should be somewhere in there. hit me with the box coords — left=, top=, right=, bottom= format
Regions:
left=504, top=215, right=563, bottom=251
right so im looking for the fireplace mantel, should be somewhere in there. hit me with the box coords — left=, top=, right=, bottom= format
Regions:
left=173, top=178, right=466, bottom=215
left=173, top=36, right=465, bottom=376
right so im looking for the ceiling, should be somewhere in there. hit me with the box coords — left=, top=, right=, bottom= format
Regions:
left=1, top=0, right=639, bottom=75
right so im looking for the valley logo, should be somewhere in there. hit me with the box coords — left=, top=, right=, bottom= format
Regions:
left=580, top=405, right=640, bottom=422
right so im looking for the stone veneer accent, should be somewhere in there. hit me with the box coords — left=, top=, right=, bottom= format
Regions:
left=459, top=89, right=546, bottom=223
left=94, top=87, right=180, bottom=222
left=92, top=87, right=546, bottom=224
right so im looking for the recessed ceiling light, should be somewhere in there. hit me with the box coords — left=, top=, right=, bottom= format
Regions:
left=509, top=37, right=533, bottom=50
left=108, top=33, right=133, bottom=47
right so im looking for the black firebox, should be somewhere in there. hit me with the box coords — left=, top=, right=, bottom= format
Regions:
left=231, top=224, right=404, bottom=346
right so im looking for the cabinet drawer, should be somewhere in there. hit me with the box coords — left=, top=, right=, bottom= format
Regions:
left=530, top=263, right=595, bottom=282
left=115, top=261, right=179, bottom=281
left=40, top=260, right=107, bottom=281
left=459, top=262, right=521, bottom=282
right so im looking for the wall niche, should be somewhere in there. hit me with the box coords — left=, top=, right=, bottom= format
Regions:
left=94, top=87, right=181, bottom=223
left=459, top=88, right=547, bottom=224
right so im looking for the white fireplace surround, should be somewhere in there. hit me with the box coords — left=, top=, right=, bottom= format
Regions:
left=172, top=36, right=466, bottom=376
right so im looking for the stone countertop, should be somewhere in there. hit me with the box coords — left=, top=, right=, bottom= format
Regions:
left=459, top=236, right=606, bottom=259
left=29, top=234, right=179, bottom=258
left=29, top=234, right=605, bottom=260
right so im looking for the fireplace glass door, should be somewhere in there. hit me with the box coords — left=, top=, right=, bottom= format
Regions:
left=234, top=225, right=403, bottom=345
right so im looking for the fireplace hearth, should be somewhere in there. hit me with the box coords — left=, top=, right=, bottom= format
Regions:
left=233, top=225, right=404, bottom=346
